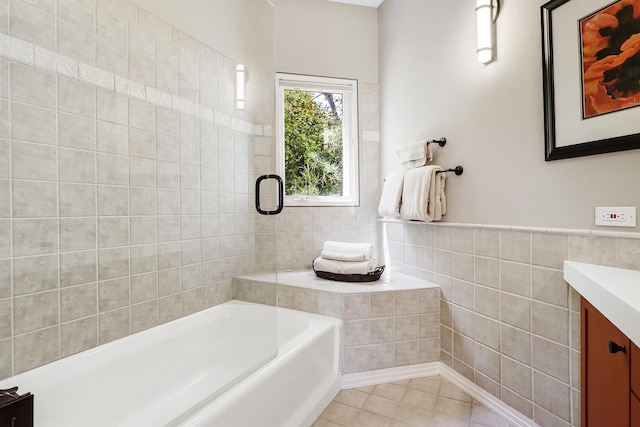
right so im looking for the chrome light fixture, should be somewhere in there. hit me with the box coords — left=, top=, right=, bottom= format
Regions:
left=476, top=0, right=500, bottom=64
left=235, top=64, right=246, bottom=109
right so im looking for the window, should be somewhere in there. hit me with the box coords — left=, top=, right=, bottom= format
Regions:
left=276, top=73, right=359, bottom=207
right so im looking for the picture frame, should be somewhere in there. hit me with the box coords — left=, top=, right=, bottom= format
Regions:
left=541, top=0, right=640, bottom=161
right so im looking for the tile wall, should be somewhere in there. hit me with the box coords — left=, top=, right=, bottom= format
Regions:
left=0, top=0, right=382, bottom=381
left=235, top=277, right=441, bottom=373
left=0, top=0, right=274, bottom=380
left=383, top=219, right=640, bottom=427
left=257, top=84, right=381, bottom=271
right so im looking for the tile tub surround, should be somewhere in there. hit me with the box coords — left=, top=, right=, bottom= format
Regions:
left=0, top=0, right=277, bottom=380
left=0, top=1, right=383, bottom=381
left=234, top=270, right=441, bottom=373
left=381, top=220, right=640, bottom=427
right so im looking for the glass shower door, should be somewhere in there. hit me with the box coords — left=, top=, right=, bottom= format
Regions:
left=140, top=0, right=280, bottom=423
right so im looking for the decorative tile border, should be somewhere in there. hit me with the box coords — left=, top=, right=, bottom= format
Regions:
left=0, top=31, right=271, bottom=137
left=380, top=218, right=640, bottom=240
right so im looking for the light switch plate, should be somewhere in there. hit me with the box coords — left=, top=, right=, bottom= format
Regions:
left=595, top=207, right=636, bottom=227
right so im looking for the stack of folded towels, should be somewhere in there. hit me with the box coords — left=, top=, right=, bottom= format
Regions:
left=313, top=241, right=376, bottom=275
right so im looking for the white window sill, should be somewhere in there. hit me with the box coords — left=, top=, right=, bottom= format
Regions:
left=285, top=196, right=358, bottom=207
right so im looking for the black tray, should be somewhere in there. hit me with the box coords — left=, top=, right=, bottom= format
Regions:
left=313, top=263, right=385, bottom=282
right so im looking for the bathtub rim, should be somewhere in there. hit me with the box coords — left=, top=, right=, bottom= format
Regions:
left=0, top=300, right=343, bottom=427
left=177, top=302, right=343, bottom=427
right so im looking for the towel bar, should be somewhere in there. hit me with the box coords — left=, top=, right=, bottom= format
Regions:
left=436, top=166, right=464, bottom=175
left=382, top=165, right=464, bottom=182
left=426, top=137, right=447, bottom=147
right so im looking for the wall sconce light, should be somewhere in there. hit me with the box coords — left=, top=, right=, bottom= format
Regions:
left=235, top=64, right=246, bottom=110
left=476, top=0, right=500, bottom=64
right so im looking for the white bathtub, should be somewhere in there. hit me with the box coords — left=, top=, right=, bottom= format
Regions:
left=0, top=300, right=342, bottom=427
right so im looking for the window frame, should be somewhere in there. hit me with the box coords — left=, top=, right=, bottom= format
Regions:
left=275, top=73, right=360, bottom=207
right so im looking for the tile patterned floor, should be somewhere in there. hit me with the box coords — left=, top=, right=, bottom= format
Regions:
left=312, top=375, right=516, bottom=427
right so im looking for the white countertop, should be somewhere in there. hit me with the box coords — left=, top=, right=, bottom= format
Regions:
left=564, top=261, right=640, bottom=346
left=236, top=269, right=439, bottom=294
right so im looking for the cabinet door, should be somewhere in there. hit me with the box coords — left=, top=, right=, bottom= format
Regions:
left=632, top=392, right=640, bottom=427
left=581, top=297, right=630, bottom=427
left=632, top=342, right=640, bottom=397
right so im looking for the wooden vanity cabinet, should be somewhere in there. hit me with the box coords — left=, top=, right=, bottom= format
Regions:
left=581, top=297, right=633, bottom=427
left=632, top=342, right=640, bottom=426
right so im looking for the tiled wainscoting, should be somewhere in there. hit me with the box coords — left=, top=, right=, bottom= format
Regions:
left=234, top=270, right=441, bottom=373
left=382, top=219, right=640, bottom=427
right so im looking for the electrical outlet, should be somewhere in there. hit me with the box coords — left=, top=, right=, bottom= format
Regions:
left=595, top=207, right=636, bottom=227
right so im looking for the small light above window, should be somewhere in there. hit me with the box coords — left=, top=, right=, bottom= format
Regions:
left=235, top=64, right=246, bottom=109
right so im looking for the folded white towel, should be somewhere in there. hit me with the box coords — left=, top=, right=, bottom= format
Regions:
left=322, top=241, right=374, bottom=261
left=377, top=170, right=405, bottom=218
left=313, top=256, right=376, bottom=275
left=397, top=140, right=433, bottom=169
left=321, top=250, right=366, bottom=262
left=400, top=165, right=446, bottom=222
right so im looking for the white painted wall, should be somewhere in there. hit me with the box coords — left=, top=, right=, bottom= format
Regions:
left=273, top=0, right=378, bottom=83
left=270, top=0, right=381, bottom=268
left=379, top=0, right=640, bottom=231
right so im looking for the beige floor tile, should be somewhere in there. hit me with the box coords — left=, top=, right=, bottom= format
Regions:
left=431, top=413, right=470, bottom=426
left=440, top=380, right=472, bottom=402
left=372, top=382, right=407, bottom=402
left=314, top=376, right=513, bottom=427
left=319, top=401, right=359, bottom=425
left=392, top=379, right=411, bottom=387
left=471, top=421, right=513, bottom=427
left=352, top=410, right=393, bottom=427
left=471, top=405, right=509, bottom=427
left=408, top=375, right=442, bottom=394
left=356, top=385, right=375, bottom=393
left=432, top=395, right=472, bottom=420
left=472, top=422, right=517, bottom=427
left=363, top=394, right=400, bottom=418
left=312, top=418, right=345, bottom=427
left=334, top=388, right=370, bottom=409
left=400, top=388, right=438, bottom=410
left=394, top=403, right=434, bottom=426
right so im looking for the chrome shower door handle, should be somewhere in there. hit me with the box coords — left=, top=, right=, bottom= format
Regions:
left=255, top=174, right=284, bottom=216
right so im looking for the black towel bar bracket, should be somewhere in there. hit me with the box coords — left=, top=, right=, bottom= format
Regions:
left=426, top=137, right=446, bottom=147
left=436, top=166, right=464, bottom=176
left=382, top=165, right=463, bottom=182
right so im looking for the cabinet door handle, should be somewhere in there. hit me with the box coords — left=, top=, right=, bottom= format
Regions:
left=608, top=340, right=626, bottom=354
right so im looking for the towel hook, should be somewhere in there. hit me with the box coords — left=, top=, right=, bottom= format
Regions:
left=436, top=166, right=464, bottom=175
left=426, top=137, right=446, bottom=147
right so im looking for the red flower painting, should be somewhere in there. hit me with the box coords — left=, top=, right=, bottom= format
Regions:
left=581, top=0, right=640, bottom=118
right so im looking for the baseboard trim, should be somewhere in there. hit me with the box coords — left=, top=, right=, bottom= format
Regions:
left=341, top=363, right=538, bottom=427
left=341, top=362, right=440, bottom=389
left=438, top=364, right=538, bottom=427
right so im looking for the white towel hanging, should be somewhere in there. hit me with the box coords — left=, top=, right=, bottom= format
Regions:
left=400, top=165, right=446, bottom=222
left=396, top=140, right=433, bottom=169
left=378, top=170, right=405, bottom=218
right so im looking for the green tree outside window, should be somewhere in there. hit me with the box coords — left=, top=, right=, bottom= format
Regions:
left=283, top=89, right=344, bottom=197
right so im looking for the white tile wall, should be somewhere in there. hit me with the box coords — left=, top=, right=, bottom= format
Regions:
left=0, top=0, right=383, bottom=400
left=0, top=0, right=275, bottom=380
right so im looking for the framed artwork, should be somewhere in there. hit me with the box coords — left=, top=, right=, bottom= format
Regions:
left=542, top=0, right=640, bottom=160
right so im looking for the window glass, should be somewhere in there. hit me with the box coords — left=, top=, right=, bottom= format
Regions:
left=276, top=74, right=359, bottom=206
